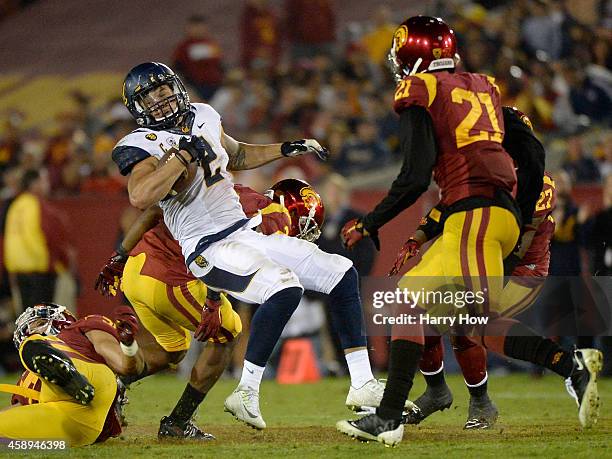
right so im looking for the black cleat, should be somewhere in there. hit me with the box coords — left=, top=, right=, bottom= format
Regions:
left=336, top=413, right=404, bottom=447
left=158, top=416, right=216, bottom=441
left=402, top=384, right=453, bottom=424
left=565, top=348, right=603, bottom=428
left=464, top=394, right=499, bottom=429
left=31, top=353, right=94, bottom=405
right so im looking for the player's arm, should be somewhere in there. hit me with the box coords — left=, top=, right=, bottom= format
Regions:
left=121, top=205, right=163, bottom=252
left=85, top=308, right=144, bottom=376
left=502, top=107, right=545, bottom=226
left=221, top=129, right=328, bottom=171
left=342, top=106, right=437, bottom=249
left=127, top=156, right=188, bottom=210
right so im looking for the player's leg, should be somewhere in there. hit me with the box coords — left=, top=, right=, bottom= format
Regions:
left=254, top=232, right=384, bottom=409
left=188, top=230, right=304, bottom=429
left=474, top=207, right=602, bottom=428
left=450, top=335, right=498, bottom=429
left=403, top=335, right=454, bottom=425
left=159, top=280, right=239, bottom=439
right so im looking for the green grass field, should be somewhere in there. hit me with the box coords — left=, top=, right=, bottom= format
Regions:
left=1, top=373, right=610, bottom=458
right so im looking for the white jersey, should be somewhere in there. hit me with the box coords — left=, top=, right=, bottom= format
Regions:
left=112, top=103, right=248, bottom=260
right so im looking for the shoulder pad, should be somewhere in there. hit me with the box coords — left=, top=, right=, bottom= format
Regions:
left=112, top=145, right=151, bottom=176
left=393, top=74, right=438, bottom=114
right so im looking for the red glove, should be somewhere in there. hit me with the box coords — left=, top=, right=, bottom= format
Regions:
left=388, top=238, right=420, bottom=276
left=194, top=290, right=222, bottom=342
left=260, top=202, right=291, bottom=235
left=95, top=250, right=128, bottom=297
left=341, top=218, right=380, bottom=250
left=114, top=306, right=139, bottom=346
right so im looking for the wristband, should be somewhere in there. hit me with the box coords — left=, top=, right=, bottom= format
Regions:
left=120, top=341, right=139, bottom=357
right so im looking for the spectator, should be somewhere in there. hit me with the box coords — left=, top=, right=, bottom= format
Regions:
left=586, top=173, right=612, bottom=276
left=285, top=0, right=336, bottom=59
left=173, top=15, right=224, bottom=101
left=562, top=134, right=601, bottom=183
left=334, top=119, right=391, bottom=175
left=3, top=169, right=77, bottom=312
left=240, top=0, right=281, bottom=74
left=361, top=6, right=397, bottom=66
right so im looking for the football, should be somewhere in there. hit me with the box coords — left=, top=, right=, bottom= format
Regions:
left=156, top=148, right=198, bottom=196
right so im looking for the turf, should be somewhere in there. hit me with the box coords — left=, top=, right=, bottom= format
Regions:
left=0, top=373, right=610, bottom=458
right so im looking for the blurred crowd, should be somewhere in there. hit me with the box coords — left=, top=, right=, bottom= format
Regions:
left=0, top=0, right=610, bottom=374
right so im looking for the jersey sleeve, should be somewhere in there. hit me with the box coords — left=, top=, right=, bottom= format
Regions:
left=393, top=74, right=438, bottom=114
left=532, top=174, right=557, bottom=221
left=112, top=130, right=160, bottom=176
left=234, top=184, right=271, bottom=216
left=65, top=315, right=119, bottom=340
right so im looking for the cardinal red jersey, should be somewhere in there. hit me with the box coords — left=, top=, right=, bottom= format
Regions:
left=129, top=184, right=273, bottom=286
left=513, top=174, right=556, bottom=277
left=394, top=72, right=516, bottom=206
left=57, top=315, right=120, bottom=364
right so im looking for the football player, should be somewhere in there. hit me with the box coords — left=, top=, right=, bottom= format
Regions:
left=94, top=183, right=293, bottom=439
left=112, top=62, right=389, bottom=430
left=338, top=16, right=602, bottom=446
left=393, top=107, right=552, bottom=429
left=0, top=303, right=142, bottom=446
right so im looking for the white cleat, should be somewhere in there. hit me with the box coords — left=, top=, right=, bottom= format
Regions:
left=346, top=379, right=417, bottom=412
left=336, top=414, right=404, bottom=447
left=224, top=386, right=267, bottom=430
left=565, top=348, right=603, bottom=428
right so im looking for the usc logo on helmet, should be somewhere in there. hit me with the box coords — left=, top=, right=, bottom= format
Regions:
left=393, top=25, right=409, bottom=53
left=299, top=187, right=321, bottom=209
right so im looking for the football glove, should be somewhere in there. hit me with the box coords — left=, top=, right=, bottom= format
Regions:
left=178, top=136, right=207, bottom=164
left=114, top=306, right=139, bottom=346
left=94, top=250, right=128, bottom=297
left=259, top=202, right=291, bottom=235
left=341, top=218, right=380, bottom=250
left=388, top=238, right=421, bottom=276
left=281, top=139, right=329, bottom=161
left=194, top=290, right=222, bottom=342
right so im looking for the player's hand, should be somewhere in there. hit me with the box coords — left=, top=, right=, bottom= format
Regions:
left=281, top=139, right=329, bottom=161
left=388, top=238, right=420, bottom=276
left=178, top=136, right=207, bottom=164
left=259, top=202, right=291, bottom=235
left=114, top=306, right=139, bottom=346
left=94, top=251, right=128, bottom=297
left=194, top=290, right=222, bottom=342
left=341, top=218, right=380, bottom=250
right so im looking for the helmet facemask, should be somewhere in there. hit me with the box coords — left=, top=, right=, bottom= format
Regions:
left=13, top=303, right=75, bottom=348
left=134, top=81, right=189, bottom=129
left=297, top=204, right=322, bottom=242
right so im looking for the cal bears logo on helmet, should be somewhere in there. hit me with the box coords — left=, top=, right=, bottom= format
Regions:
left=393, top=25, right=409, bottom=53
left=145, top=133, right=157, bottom=141
left=299, top=187, right=321, bottom=209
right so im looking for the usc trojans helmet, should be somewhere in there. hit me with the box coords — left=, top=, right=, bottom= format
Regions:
left=13, top=302, right=77, bottom=348
left=388, top=15, right=459, bottom=81
left=267, top=178, right=325, bottom=242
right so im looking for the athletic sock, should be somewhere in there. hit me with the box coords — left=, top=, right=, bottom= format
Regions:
left=244, top=287, right=303, bottom=367
left=345, top=349, right=374, bottom=388
left=377, top=340, right=423, bottom=421
left=168, top=383, right=206, bottom=424
left=238, top=360, right=265, bottom=391
left=422, top=363, right=446, bottom=387
left=466, top=374, right=488, bottom=398
left=501, top=323, right=574, bottom=377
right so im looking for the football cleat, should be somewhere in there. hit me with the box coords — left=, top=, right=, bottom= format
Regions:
left=346, top=379, right=417, bottom=412
left=31, top=353, right=94, bottom=405
left=336, top=413, right=404, bottom=447
left=402, top=383, right=453, bottom=424
left=565, top=348, right=603, bottom=428
left=158, top=416, right=216, bottom=440
left=224, top=386, right=266, bottom=430
left=115, top=377, right=129, bottom=427
left=464, top=395, right=499, bottom=430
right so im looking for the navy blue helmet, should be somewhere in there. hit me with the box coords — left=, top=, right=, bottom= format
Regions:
left=122, top=62, right=190, bottom=129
